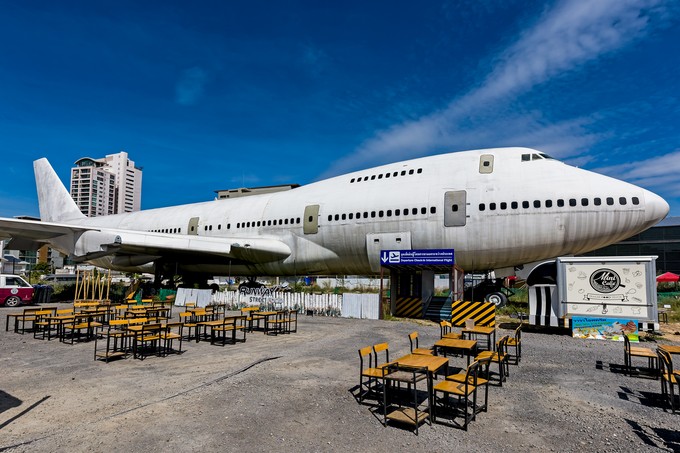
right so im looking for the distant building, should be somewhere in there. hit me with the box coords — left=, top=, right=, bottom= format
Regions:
left=70, top=151, right=142, bottom=217
left=581, top=216, right=680, bottom=274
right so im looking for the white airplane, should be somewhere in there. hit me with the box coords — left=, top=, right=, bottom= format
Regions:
left=0, top=147, right=669, bottom=288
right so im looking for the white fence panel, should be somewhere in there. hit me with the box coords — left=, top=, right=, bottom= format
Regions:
left=175, top=288, right=213, bottom=307
left=342, top=293, right=379, bottom=319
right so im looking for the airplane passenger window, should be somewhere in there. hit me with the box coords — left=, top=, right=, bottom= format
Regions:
left=350, top=178, right=355, bottom=183
left=236, top=223, right=240, bottom=228
left=342, top=214, right=346, bottom=220
left=285, top=219, right=289, bottom=224
left=371, top=211, right=376, bottom=218
left=489, top=203, right=496, bottom=210
left=218, top=225, right=221, bottom=230
left=363, top=212, right=368, bottom=218
left=594, top=198, right=602, bottom=206
left=619, top=197, right=627, bottom=205
left=204, top=226, right=208, bottom=231
left=403, top=209, right=409, bottom=216
left=557, top=199, right=564, bottom=207
left=378, top=211, right=384, bottom=218
left=356, top=212, right=361, bottom=218
left=430, top=207, right=436, bottom=214
left=606, top=197, right=614, bottom=205
left=328, top=215, right=332, bottom=221
left=417, top=168, right=423, bottom=174
left=545, top=200, right=552, bottom=208
left=632, top=197, right=640, bottom=205
left=500, top=202, right=507, bottom=210
left=349, top=213, right=353, bottom=219
left=421, top=207, right=427, bottom=214
left=393, top=172, right=398, bottom=177
left=522, top=201, right=529, bottom=208
left=378, top=174, right=383, bottom=179
left=452, top=205, right=458, bottom=212
left=371, top=175, right=376, bottom=180
left=395, top=209, right=401, bottom=215
left=534, top=200, right=540, bottom=208
left=226, top=225, right=229, bottom=230
left=409, top=169, right=414, bottom=175
left=334, top=214, right=339, bottom=221
left=385, top=173, right=390, bottom=178
left=581, top=198, right=589, bottom=206
left=479, top=204, right=486, bottom=211
left=256, top=221, right=260, bottom=227
left=569, top=199, right=577, bottom=207
left=412, top=208, right=418, bottom=215
left=363, top=176, right=369, bottom=181
left=297, top=218, right=300, bottom=224
left=386, top=210, right=392, bottom=217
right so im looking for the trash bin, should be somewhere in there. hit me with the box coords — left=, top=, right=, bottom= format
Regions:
left=32, top=285, right=54, bottom=304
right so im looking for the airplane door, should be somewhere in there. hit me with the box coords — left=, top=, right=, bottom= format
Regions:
left=303, top=205, right=320, bottom=234
left=366, top=232, right=412, bottom=272
left=188, top=217, right=200, bottom=235
left=444, top=191, right=467, bottom=227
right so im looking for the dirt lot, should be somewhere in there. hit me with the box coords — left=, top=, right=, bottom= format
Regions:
left=1, top=305, right=680, bottom=452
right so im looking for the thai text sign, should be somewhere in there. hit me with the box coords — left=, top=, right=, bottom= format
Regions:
left=380, top=249, right=454, bottom=266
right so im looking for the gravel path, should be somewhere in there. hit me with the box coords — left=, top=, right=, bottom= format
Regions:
left=1, top=305, right=679, bottom=452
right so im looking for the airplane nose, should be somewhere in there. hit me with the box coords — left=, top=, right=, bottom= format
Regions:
left=644, top=189, right=670, bottom=225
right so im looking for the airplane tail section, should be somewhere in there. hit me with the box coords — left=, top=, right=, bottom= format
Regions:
left=34, top=158, right=86, bottom=222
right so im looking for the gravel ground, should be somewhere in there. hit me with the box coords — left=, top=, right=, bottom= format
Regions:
left=1, top=304, right=679, bottom=452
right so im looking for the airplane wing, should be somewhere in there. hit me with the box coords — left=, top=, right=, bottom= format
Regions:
left=0, top=217, right=291, bottom=265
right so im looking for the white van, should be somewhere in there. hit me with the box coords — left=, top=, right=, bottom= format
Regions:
left=0, top=274, right=34, bottom=307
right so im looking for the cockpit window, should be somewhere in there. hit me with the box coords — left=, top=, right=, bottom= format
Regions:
left=522, top=153, right=554, bottom=161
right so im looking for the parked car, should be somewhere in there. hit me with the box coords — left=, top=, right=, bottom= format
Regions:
left=0, top=274, right=35, bottom=307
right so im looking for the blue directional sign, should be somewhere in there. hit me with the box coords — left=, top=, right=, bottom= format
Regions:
left=380, top=249, right=455, bottom=266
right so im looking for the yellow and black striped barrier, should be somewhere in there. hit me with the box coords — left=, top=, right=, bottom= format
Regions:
left=450, top=300, right=495, bottom=327
left=395, top=297, right=422, bottom=318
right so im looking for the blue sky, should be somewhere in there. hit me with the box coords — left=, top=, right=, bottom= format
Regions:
left=1, top=0, right=679, bottom=218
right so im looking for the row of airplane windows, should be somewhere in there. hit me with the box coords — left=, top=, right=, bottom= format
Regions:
left=349, top=167, right=423, bottom=183
left=149, top=218, right=304, bottom=234
left=478, top=196, right=640, bottom=211
left=327, top=206, right=435, bottom=221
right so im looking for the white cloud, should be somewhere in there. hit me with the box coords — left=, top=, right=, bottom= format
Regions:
left=322, top=0, right=665, bottom=177
left=175, top=67, right=208, bottom=106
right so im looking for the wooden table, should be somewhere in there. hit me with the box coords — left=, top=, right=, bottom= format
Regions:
left=462, top=325, right=496, bottom=351
left=252, top=311, right=278, bottom=334
left=433, top=338, right=477, bottom=365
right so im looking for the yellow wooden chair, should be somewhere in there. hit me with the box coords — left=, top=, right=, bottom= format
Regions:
left=408, top=331, right=433, bottom=355
left=658, top=348, right=679, bottom=412
left=507, top=323, right=522, bottom=364
left=433, top=360, right=480, bottom=430
left=358, top=346, right=385, bottom=403
left=475, top=335, right=510, bottom=386
left=623, top=335, right=658, bottom=378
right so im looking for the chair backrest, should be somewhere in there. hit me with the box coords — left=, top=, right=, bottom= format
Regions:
left=127, top=317, right=149, bottom=326
left=658, top=348, right=673, bottom=377
left=623, top=334, right=632, bottom=353
left=464, top=360, right=480, bottom=389
left=373, top=342, right=389, bottom=363
left=514, top=324, right=522, bottom=342
left=57, top=308, right=74, bottom=315
left=497, top=335, right=510, bottom=354
left=359, top=346, right=374, bottom=371
left=440, top=320, right=452, bottom=338
left=408, top=332, right=419, bottom=351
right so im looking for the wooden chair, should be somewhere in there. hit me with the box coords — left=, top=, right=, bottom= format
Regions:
left=446, top=356, right=491, bottom=413
left=265, top=310, right=288, bottom=335
left=211, top=316, right=247, bottom=345
left=15, top=308, right=41, bottom=334
left=433, top=360, right=480, bottom=430
left=440, top=320, right=462, bottom=339
left=623, top=335, right=658, bottom=378
left=382, top=363, right=430, bottom=435
left=240, top=306, right=261, bottom=332
left=475, top=335, right=510, bottom=386
left=658, top=348, right=679, bottom=412
left=507, top=324, right=522, bottom=365
left=178, top=312, right=199, bottom=342
left=133, top=323, right=163, bottom=359
left=61, top=313, right=102, bottom=344
left=358, top=346, right=385, bottom=403
left=161, top=322, right=184, bottom=355
left=408, top=331, right=433, bottom=355
left=285, top=309, right=298, bottom=333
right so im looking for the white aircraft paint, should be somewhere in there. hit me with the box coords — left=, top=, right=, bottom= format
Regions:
left=0, top=147, right=669, bottom=280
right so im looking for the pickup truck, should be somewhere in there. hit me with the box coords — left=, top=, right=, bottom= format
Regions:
left=0, top=274, right=34, bottom=307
